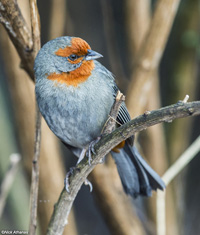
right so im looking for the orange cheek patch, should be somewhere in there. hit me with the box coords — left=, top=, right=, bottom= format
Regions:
left=47, top=60, right=95, bottom=87
left=112, top=140, right=126, bottom=153
left=55, top=37, right=91, bottom=57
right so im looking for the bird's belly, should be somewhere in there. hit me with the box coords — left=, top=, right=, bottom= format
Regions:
left=37, top=83, right=114, bottom=148
left=46, top=104, right=106, bottom=148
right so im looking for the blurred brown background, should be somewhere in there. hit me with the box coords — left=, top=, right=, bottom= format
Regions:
left=0, top=0, right=199, bottom=234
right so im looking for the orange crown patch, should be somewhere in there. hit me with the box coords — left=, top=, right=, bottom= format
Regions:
left=55, top=38, right=91, bottom=57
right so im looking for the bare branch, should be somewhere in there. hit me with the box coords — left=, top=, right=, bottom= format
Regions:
left=28, top=0, right=41, bottom=234
left=0, top=0, right=34, bottom=79
left=47, top=100, right=200, bottom=234
left=29, top=107, right=41, bottom=235
left=29, top=0, right=41, bottom=57
left=101, top=91, right=125, bottom=134
left=163, top=135, right=200, bottom=186
left=156, top=190, right=166, bottom=235
left=0, top=154, right=21, bottom=218
left=156, top=135, right=200, bottom=235
left=183, top=94, right=190, bottom=103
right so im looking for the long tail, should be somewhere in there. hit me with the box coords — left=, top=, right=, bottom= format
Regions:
left=111, top=143, right=165, bottom=198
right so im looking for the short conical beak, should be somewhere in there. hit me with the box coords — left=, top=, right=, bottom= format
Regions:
left=85, top=49, right=103, bottom=61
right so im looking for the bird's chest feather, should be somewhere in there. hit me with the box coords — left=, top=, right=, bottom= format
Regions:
left=36, top=76, right=114, bottom=148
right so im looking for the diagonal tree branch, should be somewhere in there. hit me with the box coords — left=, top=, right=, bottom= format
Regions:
left=47, top=100, right=200, bottom=235
left=0, top=154, right=21, bottom=219
left=156, top=135, right=200, bottom=235
left=0, top=0, right=34, bottom=79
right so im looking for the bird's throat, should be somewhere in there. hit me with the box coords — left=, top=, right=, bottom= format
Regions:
left=47, top=60, right=95, bottom=87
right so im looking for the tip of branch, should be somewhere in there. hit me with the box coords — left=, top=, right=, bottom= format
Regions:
left=116, top=91, right=125, bottom=102
left=183, top=95, right=189, bottom=103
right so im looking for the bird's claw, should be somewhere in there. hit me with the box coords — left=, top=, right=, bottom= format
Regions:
left=99, top=158, right=105, bottom=164
left=64, top=167, right=76, bottom=192
left=87, top=136, right=101, bottom=165
left=84, top=179, right=93, bottom=192
left=76, top=137, right=101, bottom=165
left=64, top=167, right=93, bottom=193
left=76, top=148, right=87, bottom=165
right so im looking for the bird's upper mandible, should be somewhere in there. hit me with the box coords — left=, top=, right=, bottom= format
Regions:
left=34, top=37, right=103, bottom=87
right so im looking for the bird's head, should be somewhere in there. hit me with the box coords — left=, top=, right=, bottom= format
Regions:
left=34, top=36, right=103, bottom=87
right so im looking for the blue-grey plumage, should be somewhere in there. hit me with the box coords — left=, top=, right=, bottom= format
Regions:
left=35, top=36, right=114, bottom=147
left=112, top=144, right=165, bottom=197
left=35, top=61, right=115, bottom=148
left=34, top=36, right=165, bottom=198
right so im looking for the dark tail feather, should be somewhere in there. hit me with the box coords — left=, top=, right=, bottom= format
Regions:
left=111, top=143, right=165, bottom=198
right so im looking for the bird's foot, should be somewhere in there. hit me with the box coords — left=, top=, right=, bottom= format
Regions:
left=76, top=148, right=87, bottom=165
left=76, top=136, right=101, bottom=165
left=64, top=166, right=76, bottom=192
left=86, top=136, right=101, bottom=165
left=64, top=167, right=93, bottom=193
left=84, top=179, right=93, bottom=192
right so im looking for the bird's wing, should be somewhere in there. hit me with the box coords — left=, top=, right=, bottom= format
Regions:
left=94, top=61, right=134, bottom=145
left=112, top=84, right=134, bottom=146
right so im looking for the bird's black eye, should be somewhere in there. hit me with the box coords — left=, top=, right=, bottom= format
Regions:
left=68, top=54, right=79, bottom=61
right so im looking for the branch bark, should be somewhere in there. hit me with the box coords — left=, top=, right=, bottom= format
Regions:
left=29, top=0, right=41, bottom=56
left=29, top=107, right=41, bottom=235
left=28, top=1, right=41, bottom=235
left=0, top=0, right=34, bottom=79
left=0, top=154, right=21, bottom=218
left=47, top=100, right=200, bottom=234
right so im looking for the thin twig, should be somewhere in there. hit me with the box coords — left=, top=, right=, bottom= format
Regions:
left=101, top=91, right=125, bottom=134
left=0, top=154, right=21, bottom=218
left=163, top=135, right=200, bottom=185
left=156, top=190, right=166, bottom=235
left=47, top=100, right=200, bottom=235
left=28, top=1, right=41, bottom=235
left=29, top=107, right=42, bottom=235
left=183, top=94, right=190, bottom=103
left=156, top=135, right=200, bottom=235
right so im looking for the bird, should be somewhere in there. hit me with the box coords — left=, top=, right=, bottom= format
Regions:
left=34, top=36, right=165, bottom=198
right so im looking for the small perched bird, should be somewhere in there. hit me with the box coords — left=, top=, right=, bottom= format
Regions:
left=34, top=36, right=165, bottom=198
